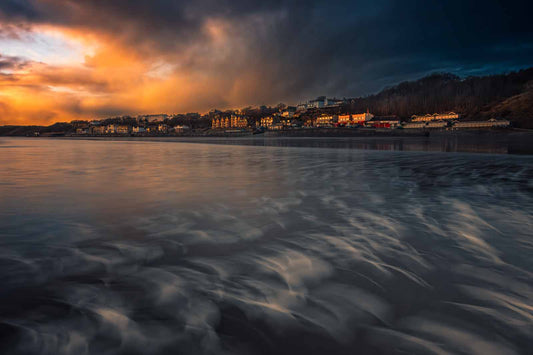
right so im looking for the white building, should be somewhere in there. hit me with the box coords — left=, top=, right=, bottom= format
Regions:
left=426, top=121, right=447, bottom=128
left=173, top=125, right=191, bottom=133
left=298, top=97, right=345, bottom=110
left=308, top=97, right=326, bottom=108
left=403, top=122, right=426, bottom=129
left=412, top=112, right=460, bottom=122
left=132, top=126, right=146, bottom=133
left=453, top=119, right=510, bottom=129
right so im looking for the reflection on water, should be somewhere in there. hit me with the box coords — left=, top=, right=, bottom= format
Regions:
left=92, top=132, right=533, bottom=155
left=0, top=137, right=532, bottom=354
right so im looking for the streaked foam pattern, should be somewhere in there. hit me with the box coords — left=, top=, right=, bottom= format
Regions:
left=0, top=138, right=532, bottom=354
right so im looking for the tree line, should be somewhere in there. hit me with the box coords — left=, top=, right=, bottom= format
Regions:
left=343, top=68, right=533, bottom=127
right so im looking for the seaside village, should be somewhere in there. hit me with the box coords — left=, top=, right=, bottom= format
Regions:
left=72, top=96, right=510, bottom=136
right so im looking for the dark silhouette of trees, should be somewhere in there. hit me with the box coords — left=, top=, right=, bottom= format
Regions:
left=343, top=68, right=533, bottom=126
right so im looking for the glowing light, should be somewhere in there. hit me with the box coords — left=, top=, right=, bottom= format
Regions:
left=0, top=27, right=96, bottom=66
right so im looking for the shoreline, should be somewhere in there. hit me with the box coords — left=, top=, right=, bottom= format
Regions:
left=4, top=129, right=533, bottom=155
left=4, top=127, right=532, bottom=139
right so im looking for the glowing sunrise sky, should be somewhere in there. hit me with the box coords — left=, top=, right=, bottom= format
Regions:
left=0, top=0, right=532, bottom=125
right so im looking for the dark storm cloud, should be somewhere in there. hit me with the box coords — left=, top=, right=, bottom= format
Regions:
left=0, top=0, right=532, bottom=101
left=0, top=0, right=39, bottom=19
left=0, top=54, right=29, bottom=71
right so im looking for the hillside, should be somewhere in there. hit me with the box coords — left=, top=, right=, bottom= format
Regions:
left=478, top=83, right=533, bottom=128
left=345, top=68, right=533, bottom=128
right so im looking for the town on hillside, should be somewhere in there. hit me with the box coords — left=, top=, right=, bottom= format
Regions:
left=62, top=95, right=509, bottom=137
left=19, top=96, right=509, bottom=137
left=1, top=68, right=531, bottom=137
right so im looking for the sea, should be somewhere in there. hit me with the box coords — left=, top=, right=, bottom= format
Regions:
left=0, top=136, right=532, bottom=355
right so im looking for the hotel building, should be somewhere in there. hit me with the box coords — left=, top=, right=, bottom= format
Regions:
left=452, top=119, right=510, bottom=129
left=212, top=115, right=248, bottom=129
left=412, top=112, right=460, bottom=122
left=315, top=115, right=336, bottom=127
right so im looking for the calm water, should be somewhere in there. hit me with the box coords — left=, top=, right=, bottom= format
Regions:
left=0, top=137, right=532, bottom=355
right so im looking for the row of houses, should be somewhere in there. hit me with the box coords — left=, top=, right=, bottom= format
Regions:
left=403, top=121, right=447, bottom=129
left=252, top=112, right=511, bottom=130
left=452, top=119, right=511, bottom=129
left=76, top=124, right=190, bottom=135
left=411, top=112, right=460, bottom=122
left=312, top=114, right=401, bottom=128
left=255, top=111, right=400, bottom=129
left=407, top=112, right=510, bottom=129
left=258, top=117, right=296, bottom=130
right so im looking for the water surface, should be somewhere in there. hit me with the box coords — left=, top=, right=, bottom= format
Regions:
left=0, top=137, right=532, bottom=354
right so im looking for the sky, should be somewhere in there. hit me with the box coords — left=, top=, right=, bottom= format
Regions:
left=0, top=0, right=532, bottom=125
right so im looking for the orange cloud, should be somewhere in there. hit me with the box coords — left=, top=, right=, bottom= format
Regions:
left=0, top=19, right=286, bottom=125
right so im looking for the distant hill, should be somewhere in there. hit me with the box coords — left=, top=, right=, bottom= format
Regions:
left=345, top=68, right=533, bottom=128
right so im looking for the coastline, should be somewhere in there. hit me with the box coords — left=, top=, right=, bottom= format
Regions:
left=6, top=127, right=532, bottom=138
left=6, top=129, right=533, bottom=155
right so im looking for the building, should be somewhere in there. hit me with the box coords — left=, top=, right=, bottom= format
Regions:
left=278, top=119, right=295, bottom=129
left=269, top=123, right=286, bottom=130
left=230, top=115, right=248, bottom=128
left=308, top=96, right=326, bottom=108
left=336, top=112, right=374, bottom=126
left=412, top=112, right=460, bottom=122
left=212, top=115, right=247, bottom=129
left=297, top=97, right=345, bottom=111
left=116, top=125, right=131, bottom=134
left=452, top=119, right=510, bottom=129
left=281, top=106, right=297, bottom=118
left=411, top=114, right=434, bottom=122
left=338, top=114, right=351, bottom=125
left=435, top=112, right=460, bottom=120
left=76, top=128, right=89, bottom=135
left=297, top=103, right=308, bottom=111
left=352, top=111, right=375, bottom=124
left=326, top=98, right=344, bottom=106
left=222, top=117, right=230, bottom=128
left=260, top=116, right=279, bottom=129
left=303, top=118, right=316, bottom=127
left=315, top=115, right=336, bottom=127
left=426, top=121, right=447, bottom=128
left=403, top=122, right=427, bottom=129
left=105, top=124, right=119, bottom=134
left=91, top=126, right=106, bottom=135
left=158, top=124, right=169, bottom=133
left=173, top=125, right=190, bottom=133
left=367, top=116, right=400, bottom=128
left=132, top=126, right=146, bottom=133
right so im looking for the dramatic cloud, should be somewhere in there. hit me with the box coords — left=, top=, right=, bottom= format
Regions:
left=0, top=0, right=532, bottom=124
left=0, top=54, right=29, bottom=71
